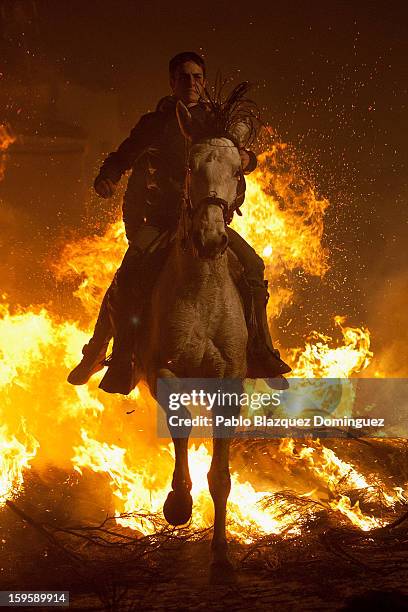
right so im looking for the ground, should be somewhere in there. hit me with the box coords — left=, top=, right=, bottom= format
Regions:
left=1, top=482, right=408, bottom=611
left=1, top=439, right=408, bottom=610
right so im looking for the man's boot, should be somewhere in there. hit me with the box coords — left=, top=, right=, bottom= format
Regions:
left=67, top=291, right=112, bottom=385
left=240, top=278, right=292, bottom=387
left=98, top=321, right=140, bottom=395
left=98, top=282, right=143, bottom=395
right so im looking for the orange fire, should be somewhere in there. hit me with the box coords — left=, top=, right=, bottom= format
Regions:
left=0, top=425, right=38, bottom=506
left=232, top=145, right=329, bottom=317
left=288, top=316, right=373, bottom=378
left=0, top=131, right=405, bottom=539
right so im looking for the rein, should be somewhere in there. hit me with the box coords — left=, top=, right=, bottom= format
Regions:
left=179, top=137, right=193, bottom=250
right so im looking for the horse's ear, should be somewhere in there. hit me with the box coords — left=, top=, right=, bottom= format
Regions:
left=176, top=100, right=193, bottom=140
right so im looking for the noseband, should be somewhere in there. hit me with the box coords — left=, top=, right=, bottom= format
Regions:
left=198, top=193, right=231, bottom=222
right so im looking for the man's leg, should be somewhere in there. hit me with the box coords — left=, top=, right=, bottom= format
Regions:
left=99, top=225, right=169, bottom=395
left=226, top=227, right=291, bottom=380
left=98, top=241, right=145, bottom=394
left=66, top=241, right=142, bottom=387
left=67, top=238, right=146, bottom=387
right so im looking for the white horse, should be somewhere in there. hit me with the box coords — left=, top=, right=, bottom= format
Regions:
left=141, top=99, right=254, bottom=575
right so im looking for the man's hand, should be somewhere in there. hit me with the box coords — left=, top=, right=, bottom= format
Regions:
left=239, top=149, right=250, bottom=171
left=94, top=176, right=116, bottom=198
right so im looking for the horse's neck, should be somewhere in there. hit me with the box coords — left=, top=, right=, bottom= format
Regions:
left=174, top=241, right=230, bottom=287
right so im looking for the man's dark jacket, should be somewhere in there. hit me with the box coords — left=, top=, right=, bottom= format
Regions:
left=97, top=96, right=257, bottom=240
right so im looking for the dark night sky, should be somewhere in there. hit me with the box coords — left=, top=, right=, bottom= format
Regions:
left=1, top=0, right=407, bottom=346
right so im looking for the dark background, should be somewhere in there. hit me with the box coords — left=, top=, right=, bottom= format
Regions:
left=0, top=0, right=407, bottom=352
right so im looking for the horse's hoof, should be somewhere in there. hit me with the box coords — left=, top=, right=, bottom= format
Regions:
left=209, top=559, right=236, bottom=584
left=163, top=489, right=193, bottom=526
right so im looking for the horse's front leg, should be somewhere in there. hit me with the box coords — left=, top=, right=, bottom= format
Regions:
left=208, top=436, right=234, bottom=574
left=160, top=369, right=193, bottom=526
left=162, top=434, right=193, bottom=526
left=149, top=368, right=193, bottom=526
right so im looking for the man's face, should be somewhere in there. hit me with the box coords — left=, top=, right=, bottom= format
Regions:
left=170, top=61, right=206, bottom=105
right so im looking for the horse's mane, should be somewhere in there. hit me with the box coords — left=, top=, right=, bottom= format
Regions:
left=195, top=78, right=261, bottom=148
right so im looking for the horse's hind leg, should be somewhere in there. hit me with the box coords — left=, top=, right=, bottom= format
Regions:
left=208, top=437, right=234, bottom=574
left=208, top=380, right=242, bottom=580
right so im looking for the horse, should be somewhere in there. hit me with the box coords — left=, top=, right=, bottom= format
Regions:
left=105, top=81, right=283, bottom=579
left=135, top=95, right=259, bottom=575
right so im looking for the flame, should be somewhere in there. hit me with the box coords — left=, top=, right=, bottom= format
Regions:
left=72, top=431, right=305, bottom=542
left=330, top=497, right=382, bottom=531
left=72, top=431, right=404, bottom=538
left=277, top=438, right=389, bottom=530
left=55, top=221, right=127, bottom=317
left=0, top=133, right=404, bottom=540
left=288, top=315, right=373, bottom=378
left=0, top=425, right=39, bottom=505
left=231, top=145, right=329, bottom=316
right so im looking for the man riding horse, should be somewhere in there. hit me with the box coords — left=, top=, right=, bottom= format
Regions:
left=67, top=51, right=291, bottom=393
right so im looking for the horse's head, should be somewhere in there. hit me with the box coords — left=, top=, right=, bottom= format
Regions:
left=176, top=95, right=254, bottom=259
